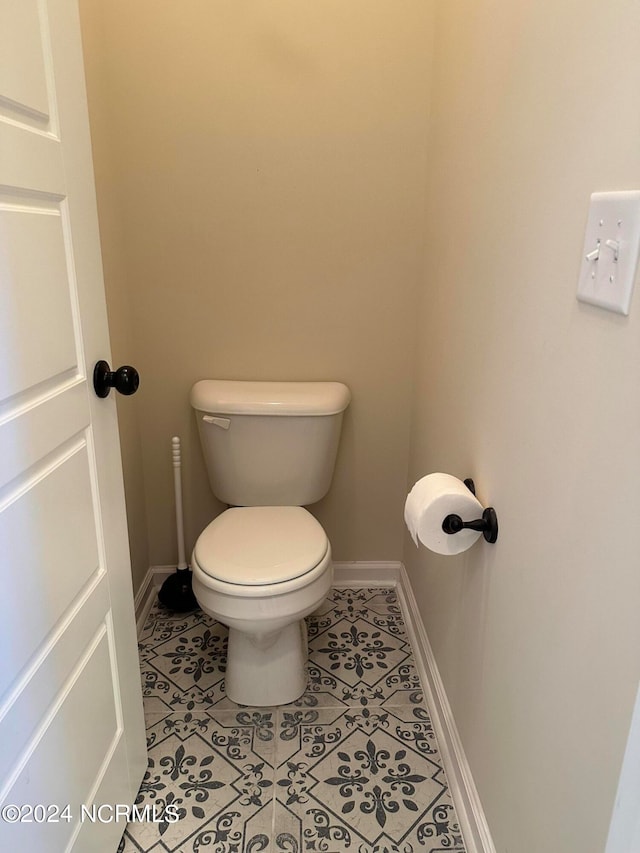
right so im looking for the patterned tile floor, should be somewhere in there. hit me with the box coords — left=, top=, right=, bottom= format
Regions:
left=118, top=587, right=466, bottom=853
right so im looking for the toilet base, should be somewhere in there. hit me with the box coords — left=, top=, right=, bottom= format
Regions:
left=225, top=620, right=308, bottom=706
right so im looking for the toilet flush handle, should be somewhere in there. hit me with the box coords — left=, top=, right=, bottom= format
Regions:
left=202, top=415, right=231, bottom=429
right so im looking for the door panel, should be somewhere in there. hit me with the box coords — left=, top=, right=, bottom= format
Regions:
left=0, top=380, right=88, bottom=487
left=0, top=440, right=101, bottom=695
left=1, top=624, right=120, bottom=851
left=0, top=127, right=64, bottom=194
left=0, top=207, right=78, bottom=399
left=0, top=574, right=110, bottom=795
left=0, top=0, right=49, bottom=118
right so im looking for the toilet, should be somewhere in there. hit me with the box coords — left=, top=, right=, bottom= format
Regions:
left=189, top=379, right=350, bottom=706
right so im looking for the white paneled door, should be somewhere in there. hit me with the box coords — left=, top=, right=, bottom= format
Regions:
left=0, top=1, right=146, bottom=851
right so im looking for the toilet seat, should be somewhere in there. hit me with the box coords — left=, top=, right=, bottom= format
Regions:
left=193, top=506, right=329, bottom=587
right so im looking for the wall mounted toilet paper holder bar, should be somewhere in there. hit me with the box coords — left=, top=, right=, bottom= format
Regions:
left=442, top=479, right=499, bottom=543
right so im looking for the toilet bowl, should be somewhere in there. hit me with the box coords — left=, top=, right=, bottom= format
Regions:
left=189, top=379, right=350, bottom=706
left=191, top=506, right=333, bottom=706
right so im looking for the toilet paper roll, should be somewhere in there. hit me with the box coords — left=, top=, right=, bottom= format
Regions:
left=404, top=473, right=484, bottom=555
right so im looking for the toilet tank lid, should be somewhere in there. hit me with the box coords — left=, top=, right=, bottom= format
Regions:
left=190, top=379, right=351, bottom=416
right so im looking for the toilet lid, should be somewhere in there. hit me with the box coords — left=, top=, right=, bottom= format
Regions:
left=194, top=506, right=329, bottom=585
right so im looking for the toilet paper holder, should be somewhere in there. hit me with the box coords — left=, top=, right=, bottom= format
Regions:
left=441, top=478, right=499, bottom=544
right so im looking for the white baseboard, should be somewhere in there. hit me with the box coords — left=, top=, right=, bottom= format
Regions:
left=395, top=563, right=496, bottom=853
left=332, top=561, right=402, bottom=587
left=136, top=562, right=403, bottom=626
left=134, top=565, right=174, bottom=632
left=135, top=560, right=494, bottom=852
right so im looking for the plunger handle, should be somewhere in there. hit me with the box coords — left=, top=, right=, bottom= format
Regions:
left=172, top=436, right=188, bottom=569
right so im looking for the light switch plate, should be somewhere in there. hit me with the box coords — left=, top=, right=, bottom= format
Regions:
left=577, top=191, right=640, bottom=315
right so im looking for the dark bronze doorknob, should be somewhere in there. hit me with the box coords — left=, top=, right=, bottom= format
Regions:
left=93, top=360, right=139, bottom=398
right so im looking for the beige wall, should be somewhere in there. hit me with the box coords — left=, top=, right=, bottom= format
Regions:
left=405, top=2, right=640, bottom=851
left=79, top=0, right=435, bottom=577
left=80, top=0, right=149, bottom=592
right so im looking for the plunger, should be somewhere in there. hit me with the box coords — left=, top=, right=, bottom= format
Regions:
left=158, top=436, right=198, bottom=612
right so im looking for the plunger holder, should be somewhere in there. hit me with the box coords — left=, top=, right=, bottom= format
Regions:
left=441, top=478, right=499, bottom=544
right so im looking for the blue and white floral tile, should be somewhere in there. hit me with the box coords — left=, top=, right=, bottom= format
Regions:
left=295, top=589, right=425, bottom=709
left=314, top=588, right=403, bottom=623
left=140, top=589, right=424, bottom=713
left=273, top=704, right=465, bottom=853
left=139, top=608, right=229, bottom=713
left=125, top=589, right=466, bottom=852
left=119, top=709, right=276, bottom=853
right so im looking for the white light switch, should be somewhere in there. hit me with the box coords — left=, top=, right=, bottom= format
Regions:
left=577, top=191, right=640, bottom=316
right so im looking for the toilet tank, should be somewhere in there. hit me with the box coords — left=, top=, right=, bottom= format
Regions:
left=190, top=380, right=351, bottom=507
